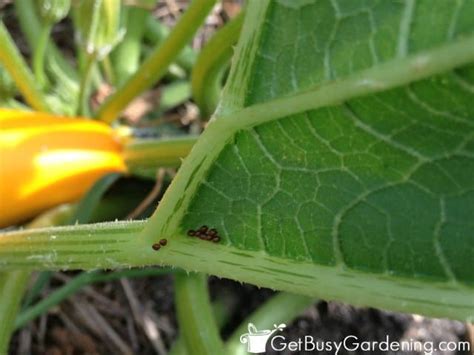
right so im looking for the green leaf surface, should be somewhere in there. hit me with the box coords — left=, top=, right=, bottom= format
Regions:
left=144, top=0, right=474, bottom=318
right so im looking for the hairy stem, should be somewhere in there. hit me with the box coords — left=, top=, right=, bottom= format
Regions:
left=0, top=221, right=472, bottom=320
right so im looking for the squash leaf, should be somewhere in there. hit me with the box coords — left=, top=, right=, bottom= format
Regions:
left=143, top=0, right=474, bottom=320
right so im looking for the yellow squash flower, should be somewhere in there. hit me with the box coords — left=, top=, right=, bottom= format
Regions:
left=0, top=109, right=126, bottom=227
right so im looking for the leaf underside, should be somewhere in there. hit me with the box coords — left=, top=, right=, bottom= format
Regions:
left=182, top=0, right=474, bottom=287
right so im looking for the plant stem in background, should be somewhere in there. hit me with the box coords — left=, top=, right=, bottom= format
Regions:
left=14, top=0, right=78, bottom=81
left=0, top=22, right=49, bottom=112
left=191, top=11, right=244, bottom=118
left=78, top=54, right=98, bottom=116
left=15, top=267, right=172, bottom=330
left=123, top=136, right=197, bottom=178
left=97, top=0, right=217, bottom=123
left=170, top=293, right=237, bottom=355
left=101, top=55, right=115, bottom=85
left=158, top=80, right=191, bottom=112
left=0, top=271, right=30, bottom=354
left=21, top=271, right=53, bottom=309
left=112, top=5, right=149, bottom=86
left=32, top=0, right=71, bottom=89
left=14, top=0, right=79, bottom=114
left=32, top=24, right=52, bottom=88
left=226, top=292, right=315, bottom=355
left=0, top=99, right=29, bottom=110
left=75, top=0, right=103, bottom=116
left=175, top=272, right=224, bottom=355
left=144, top=16, right=197, bottom=73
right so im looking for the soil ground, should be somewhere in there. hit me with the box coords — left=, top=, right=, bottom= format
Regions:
left=10, top=274, right=472, bottom=354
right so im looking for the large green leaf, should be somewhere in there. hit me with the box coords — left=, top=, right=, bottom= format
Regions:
left=143, top=0, right=474, bottom=319
left=185, top=0, right=474, bottom=280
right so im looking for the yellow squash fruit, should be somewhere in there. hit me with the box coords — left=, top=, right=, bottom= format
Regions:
left=0, top=109, right=126, bottom=227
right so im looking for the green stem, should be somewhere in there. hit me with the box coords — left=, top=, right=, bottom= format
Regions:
left=175, top=273, right=224, bottom=355
left=22, top=271, right=53, bottom=309
left=15, top=0, right=79, bottom=114
left=101, top=55, right=115, bottom=85
left=113, top=6, right=149, bottom=86
left=191, top=11, right=244, bottom=118
left=0, top=98, right=30, bottom=110
left=15, top=267, right=172, bottom=330
left=78, top=55, right=96, bottom=116
left=0, top=271, right=30, bottom=354
left=158, top=80, right=191, bottom=112
left=0, top=22, right=49, bottom=111
left=97, top=0, right=217, bottom=123
left=14, top=0, right=78, bottom=81
left=123, top=136, right=197, bottom=177
left=226, top=293, right=315, bottom=355
left=170, top=293, right=235, bottom=355
left=33, top=24, right=52, bottom=88
left=144, top=16, right=197, bottom=73
left=75, top=0, right=104, bottom=116
left=0, top=221, right=472, bottom=321
left=20, top=205, right=76, bottom=310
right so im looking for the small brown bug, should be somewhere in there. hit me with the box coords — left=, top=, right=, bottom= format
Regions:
left=159, top=238, right=168, bottom=246
left=187, top=226, right=221, bottom=243
left=152, top=243, right=161, bottom=251
left=208, top=229, right=218, bottom=237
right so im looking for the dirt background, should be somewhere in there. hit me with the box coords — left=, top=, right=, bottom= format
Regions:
left=9, top=275, right=472, bottom=354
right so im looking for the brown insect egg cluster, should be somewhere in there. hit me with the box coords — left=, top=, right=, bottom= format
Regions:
left=152, top=238, right=168, bottom=251
left=187, top=225, right=221, bottom=243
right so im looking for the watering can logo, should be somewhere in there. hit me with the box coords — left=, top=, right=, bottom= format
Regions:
left=239, top=323, right=286, bottom=353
